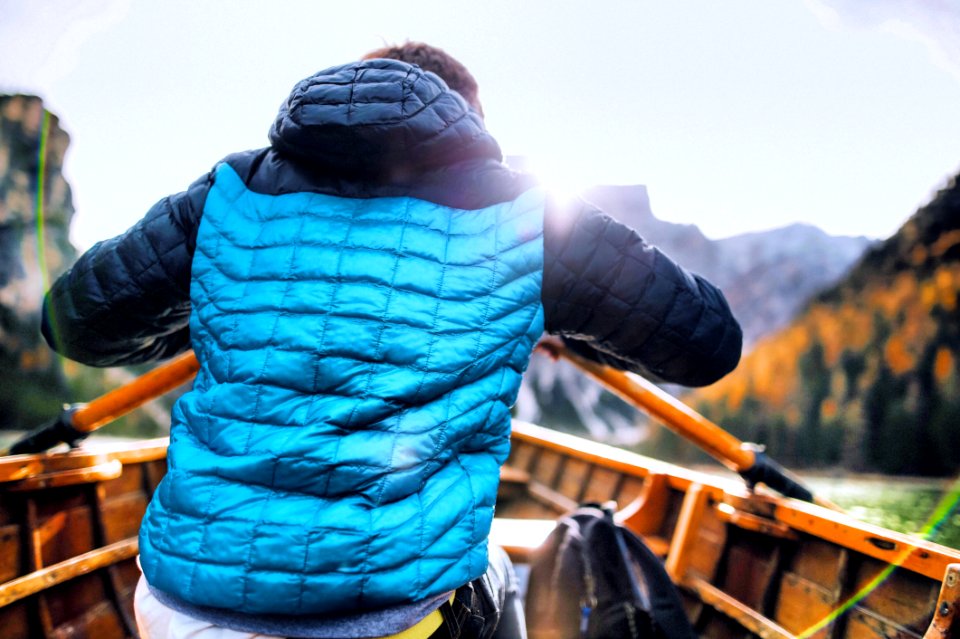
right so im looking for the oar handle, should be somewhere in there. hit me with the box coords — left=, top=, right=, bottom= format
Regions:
left=72, top=351, right=200, bottom=433
left=7, top=351, right=200, bottom=455
left=544, top=341, right=841, bottom=510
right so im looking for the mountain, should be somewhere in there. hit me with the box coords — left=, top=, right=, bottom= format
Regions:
left=0, top=95, right=75, bottom=426
left=580, top=185, right=874, bottom=349
left=0, top=95, right=168, bottom=434
left=514, top=176, right=872, bottom=444
left=691, top=170, right=960, bottom=475
left=712, top=223, right=872, bottom=349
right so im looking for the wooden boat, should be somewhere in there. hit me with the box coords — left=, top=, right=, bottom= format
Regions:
left=0, top=439, right=167, bottom=638
left=498, top=421, right=960, bottom=639
left=1, top=350, right=959, bottom=639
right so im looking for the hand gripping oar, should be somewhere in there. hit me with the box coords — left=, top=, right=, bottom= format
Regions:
left=540, top=340, right=842, bottom=511
left=6, top=351, right=200, bottom=456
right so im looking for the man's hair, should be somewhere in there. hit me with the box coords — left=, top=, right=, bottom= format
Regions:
left=362, top=41, right=483, bottom=116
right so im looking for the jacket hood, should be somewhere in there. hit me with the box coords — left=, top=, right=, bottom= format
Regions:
left=269, top=58, right=501, bottom=176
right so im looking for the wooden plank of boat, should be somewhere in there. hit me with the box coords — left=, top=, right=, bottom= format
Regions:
left=0, top=537, right=138, bottom=607
left=0, top=438, right=168, bottom=484
left=502, top=420, right=960, bottom=639
left=1, top=428, right=958, bottom=639
left=0, top=440, right=167, bottom=639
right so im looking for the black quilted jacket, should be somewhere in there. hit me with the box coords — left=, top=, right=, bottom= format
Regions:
left=43, top=59, right=742, bottom=388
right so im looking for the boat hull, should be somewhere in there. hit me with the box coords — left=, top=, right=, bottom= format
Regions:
left=0, top=427, right=957, bottom=639
left=0, top=440, right=167, bottom=639
left=501, top=421, right=960, bottom=639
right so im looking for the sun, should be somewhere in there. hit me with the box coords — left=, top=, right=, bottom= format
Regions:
left=514, top=154, right=595, bottom=204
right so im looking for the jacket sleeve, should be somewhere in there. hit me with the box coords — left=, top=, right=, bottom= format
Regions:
left=542, top=196, right=742, bottom=387
left=41, top=170, right=213, bottom=367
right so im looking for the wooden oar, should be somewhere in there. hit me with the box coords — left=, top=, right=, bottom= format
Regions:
left=541, top=340, right=842, bottom=511
left=8, top=342, right=837, bottom=510
left=6, top=351, right=199, bottom=456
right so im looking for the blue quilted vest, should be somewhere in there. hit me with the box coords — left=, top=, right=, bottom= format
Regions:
left=139, top=162, right=546, bottom=615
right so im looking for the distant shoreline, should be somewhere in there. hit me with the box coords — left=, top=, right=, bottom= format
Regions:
left=688, top=463, right=959, bottom=487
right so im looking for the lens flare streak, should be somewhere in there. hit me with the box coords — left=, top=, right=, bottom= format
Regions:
left=796, top=478, right=960, bottom=639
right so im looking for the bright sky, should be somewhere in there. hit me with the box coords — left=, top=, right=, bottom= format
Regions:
left=2, top=0, right=959, bottom=248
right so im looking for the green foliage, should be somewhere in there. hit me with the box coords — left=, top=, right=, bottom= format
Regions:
left=0, top=369, right=67, bottom=428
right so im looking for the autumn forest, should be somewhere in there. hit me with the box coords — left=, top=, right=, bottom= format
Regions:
left=690, top=172, right=960, bottom=476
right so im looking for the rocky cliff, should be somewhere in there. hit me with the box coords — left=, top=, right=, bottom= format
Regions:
left=0, top=95, right=75, bottom=426
left=0, top=96, right=168, bottom=435
left=515, top=179, right=872, bottom=443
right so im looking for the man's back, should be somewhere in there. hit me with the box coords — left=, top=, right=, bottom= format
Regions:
left=144, top=158, right=546, bottom=614
left=43, top=56, right=742, bottom=634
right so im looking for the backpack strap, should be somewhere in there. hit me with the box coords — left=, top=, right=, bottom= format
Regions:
left=620, top=530, right=698, bottom=639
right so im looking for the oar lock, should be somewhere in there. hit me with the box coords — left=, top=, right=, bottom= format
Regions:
left=8, top=405, right=90, bottom=456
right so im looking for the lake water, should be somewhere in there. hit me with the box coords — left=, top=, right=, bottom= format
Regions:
left=802, top=475, right=960, bottom=550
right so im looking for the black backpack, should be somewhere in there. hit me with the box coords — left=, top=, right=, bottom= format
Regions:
left=525, top=504, right=697, bottom=639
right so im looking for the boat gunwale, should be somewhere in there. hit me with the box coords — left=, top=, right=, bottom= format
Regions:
left=0, top=438, right=168, bottom=484
left=510, top=420, right=960, bottom=581
left=3, top=426, right=959, bottom=581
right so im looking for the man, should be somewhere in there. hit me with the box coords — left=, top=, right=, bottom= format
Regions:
left=42, top=42, right=742, bottom=639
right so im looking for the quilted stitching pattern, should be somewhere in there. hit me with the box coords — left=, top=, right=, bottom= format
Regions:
left=139, top=164, right=546, bottom=615
left=542, top=198, right=742, bottom=386
left=44, top=56, right=741, bottom=623
left=269, top=59, right=499, bottom=174
left=42, top=171, right=211, bottom=366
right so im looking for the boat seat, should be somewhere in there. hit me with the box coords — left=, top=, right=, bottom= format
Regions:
left=494, top=465, right=672, bottom=561
left=491, top=517, right=671, bottom=563
left=490, top=517, right=556, bottom=563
